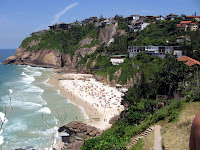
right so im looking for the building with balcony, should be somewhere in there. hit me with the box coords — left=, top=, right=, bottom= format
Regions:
left=128, top=46, right=182, bottom=58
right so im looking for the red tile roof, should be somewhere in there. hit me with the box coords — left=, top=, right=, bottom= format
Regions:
left=180, top=21, right=192, bottom=24
left=177, top=56, right=200, bottom=66
left=177, top=36, right=185, bottom=38
left=191, top=22, right=198, bottom=25
left=177, top=24, right=185, bottom=28
left=186, top=16, right=200, bottom=18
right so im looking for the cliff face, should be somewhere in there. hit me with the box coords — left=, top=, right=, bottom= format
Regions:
left=3, top=22, right=126, bottom=70
left=99, top=22, right=126, bottom=46
left=2, top=47, right=72, bottom=68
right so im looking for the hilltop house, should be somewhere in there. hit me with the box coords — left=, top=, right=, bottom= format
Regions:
left=155, top=15, right=165, bottom=20
left=125, top=14, right=141, bottom=25
left=132, top=14, right=140, bottom=20
left=110, top=55, right=127, bottom=65
left=99, top=18, right=113, bottom=27
left=166, top=13, right=178, bottom=20
left=49, top=23, right=71, bottom=30
left=177, top=21, right=199, bottom=31
left=128, top=46, right=182, bottom=58
left=81, top=17, right=98, bottom=26
left=132, top=22, right=150, bottom=32
left=146, top=15, right=155, bottom=19
left=185, top=16, right=200, bottom=22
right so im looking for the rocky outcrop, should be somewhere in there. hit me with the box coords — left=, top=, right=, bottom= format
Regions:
left=79, top=37, right=93, bottom=46
left=79, top=47, right=97, bottom=58
left=99, top=22, right=126, bottom=46
left=78, top=37, right=99, bottom=58
left=58, top=121, right=102, bottom=150
left=2, top=47, right=72, bottom=69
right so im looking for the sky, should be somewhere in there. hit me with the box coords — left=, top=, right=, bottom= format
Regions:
left=0, top=0, right=199, bottom=49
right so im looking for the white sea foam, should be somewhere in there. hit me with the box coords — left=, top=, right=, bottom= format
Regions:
left=37, top=107, right=51, bottom=114
left=32, top=126, right=58, bottom=150
left=36, top=95, right=47, bottom=105
left=78, top=105, right=89, bottom=119
left=53, top=126, right=59, bottom=146
left=0, top=112, right=7, bottom=146
left=5, top=120, right=27, bottom=132
left=21, top=72, right=26, bottom=76
left=0, top=112, right=8, bottom=124
left=31, top=71, right=42, bottom=77
left=66, top=100, right=89, bottom=119
left=12, top=101, right=43, bottom=110
left=8, top=89, right=13, bottom=94
left=21, top=74, right=35, bottom=84
left=0, top=136, right=3, bottom=145
left=31, top=126, right=58, bottom=136
left=23, top=85, right=44, bottom=93
left=23, top=67, right=31, bottom=72
left=56, top=90, right=60, bottom=95
left=44, top=76, right=53, bottom=87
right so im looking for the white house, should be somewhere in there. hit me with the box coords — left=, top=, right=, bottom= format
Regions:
left=128, top=46, right=182, bottom=58
left=141, top=22, right=150, bottom=30
left=166, top=13, right=178, bottom=20
left=110, top=55, right=126, bottom=65
left=133, top=22, right=150, bottom=32
left=156, top=15, right=165, bottom=20
left=132, top=14, right=140, bottom=20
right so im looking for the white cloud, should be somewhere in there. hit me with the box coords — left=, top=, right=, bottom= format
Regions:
left=35, top=2, right=79, bottom=31
left=51, top=2, right=79, bottom=25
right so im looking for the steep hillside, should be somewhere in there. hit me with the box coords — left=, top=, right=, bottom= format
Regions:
left=3, top=22, right=126, bottom=70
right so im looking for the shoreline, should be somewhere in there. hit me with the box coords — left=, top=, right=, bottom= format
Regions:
left=47, top=70, right=124, bottom=131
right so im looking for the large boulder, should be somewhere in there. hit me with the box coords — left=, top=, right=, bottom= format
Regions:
left=58, top=121, right=102, bottom=150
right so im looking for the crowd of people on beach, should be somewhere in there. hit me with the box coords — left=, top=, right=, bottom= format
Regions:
left=59, top=74, right=125, bottom=126
left=69, top=78, right=123, bottom=111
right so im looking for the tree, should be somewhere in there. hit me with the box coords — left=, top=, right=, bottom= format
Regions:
left=114, top=15, right=124, bottom=22
left=153, top=55, right=189, bottom=98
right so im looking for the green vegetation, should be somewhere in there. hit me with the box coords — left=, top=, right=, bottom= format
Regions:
left=129, top=20, right=182, bottom=46
left=161, top=102, right=200, bottom=149
left=118, top=22, right=129, bottom=32
left=82, top=53, right=200, bottom=149
left=131, top=139, right=144, bottom=150
left=82, top=40, right=99, bottom=48
left=20, top=25, right=99, bottom=58
left=21, top=35, right=40, bottom=51
left=18, top=15, right=200, bottom=149
left=183, top=29, right=200, bottom=60
left=95, top=35, right=129, bottom=55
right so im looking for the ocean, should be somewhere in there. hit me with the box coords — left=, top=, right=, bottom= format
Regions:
left=0, top=49, right=85, bottom=149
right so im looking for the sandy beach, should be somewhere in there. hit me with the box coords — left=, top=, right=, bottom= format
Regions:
left=47, top=70, right=124, bottom=131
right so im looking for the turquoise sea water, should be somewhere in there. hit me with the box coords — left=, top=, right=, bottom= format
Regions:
left=0, top=49, right=85, bottom=149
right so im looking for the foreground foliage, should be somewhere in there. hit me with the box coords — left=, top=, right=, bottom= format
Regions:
left=81, top=54, right=200, bottom=149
